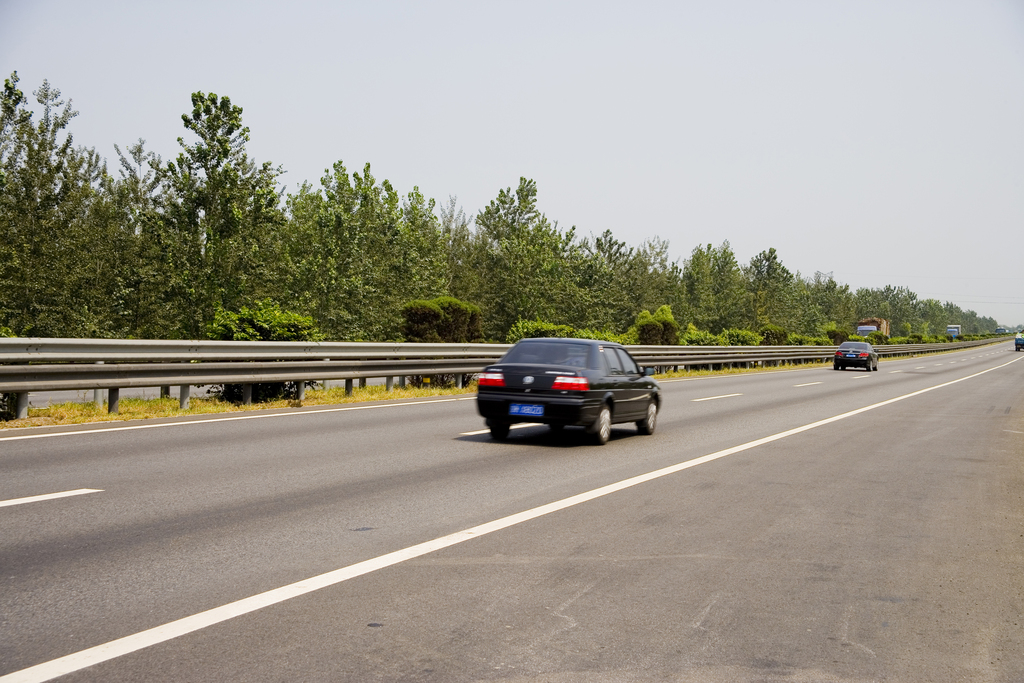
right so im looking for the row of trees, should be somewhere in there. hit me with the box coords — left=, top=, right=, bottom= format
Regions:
left=0, top=73, right=1004, bottom=343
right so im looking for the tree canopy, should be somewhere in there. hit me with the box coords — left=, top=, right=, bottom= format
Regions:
left=0, top=73, right=1006, bottom=342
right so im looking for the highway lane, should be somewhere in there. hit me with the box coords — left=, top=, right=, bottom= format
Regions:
left=1, top=342, right=1022, bottom=681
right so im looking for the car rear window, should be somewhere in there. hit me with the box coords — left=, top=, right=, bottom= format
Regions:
left=838, top=342, right=869, bottom=350
left=501, top=341, right=592, bottom=368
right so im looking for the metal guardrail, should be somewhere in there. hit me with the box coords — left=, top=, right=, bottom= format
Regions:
left=0, top=336, right=1010, bottom=419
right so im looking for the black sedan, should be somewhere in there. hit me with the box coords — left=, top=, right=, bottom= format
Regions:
left=476, top=338, right=661, bottom=444
left=833, top=341, right=879, bottom=371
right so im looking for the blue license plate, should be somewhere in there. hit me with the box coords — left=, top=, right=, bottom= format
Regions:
left=845, top=353, right=857, bottom=357
left=509, top=403, right=544, bottom=417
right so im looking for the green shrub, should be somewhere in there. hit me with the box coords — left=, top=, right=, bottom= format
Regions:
left=207, top=300, right=322, bottom=403
left=680, top=323, right=725, bottom=346
left=848, top=334, right=865, bottom=342
left=207, top=299, right=323, bottom=343
left=825, top=329, right=848, bottom=345
left=653, top=305, right=680, bottom=345
left=403, top=296, right=483, bottom=343
left=788, top=334, right=831, bottom=346
left=721, top=328, right=762, bottom=346
left=634, top=310, right=664, bottom=346
left=401, top=300, right=444, bottom=343
left=866, top=331, right=889, bottom=346
left=506, top=319, right=577, bottom=343
left=759, top=324, right=789, bottom=346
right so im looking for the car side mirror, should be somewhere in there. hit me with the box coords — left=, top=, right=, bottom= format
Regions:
left=644, top=367, right=656, bottom=376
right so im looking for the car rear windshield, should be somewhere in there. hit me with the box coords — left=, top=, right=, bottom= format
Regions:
left=501, top=342, right=592, bottom=368
left=838, top=342, right=869, bottom=350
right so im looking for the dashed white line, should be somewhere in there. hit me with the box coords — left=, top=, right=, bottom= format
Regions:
left=793, top=382, right=822, bottom=387
left=692, top=393, right=743, bottom=402
left=460, top=423, right=542, bottom=436
left=889, top=371, right=901, bottom=374
left=0, top=489, right=102, bottom=508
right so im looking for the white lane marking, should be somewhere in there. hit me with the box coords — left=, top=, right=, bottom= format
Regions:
left=851, top=376, right=870, bottom=380
left=0, top=489, right=102, bottom=508
left=916, top=367, right=926, bottom=369
left=793, top=382, right=822, bottom=387
left=692, top=393, right=742, bottom=402
left=4, top=354, right=1022, bottom=683
left=460, top=423, right=542, bottom=436
left=0, top=397, right=478, bottom=443
left=889, top=371, right=901, bottom=374
left=1005, top=430, right=1024, bottom=434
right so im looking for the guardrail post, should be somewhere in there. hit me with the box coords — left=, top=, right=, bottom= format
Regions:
left=296, top=382, right=305, bottom=401
left=242, top=384, right=253, bottom=405
left=399, top=376, right=407, bottom=388
left=108, top=388, right=120, bottom=414
left=456, top=374, right=464, bottom=389
left=179, top=385, right=190, bottom=410
left=160, top=386, right=171, bottom=398
left=386, top=376, right=394, bottom=391
left=94, top=361, right=104, bottom=408
left=15, top=392, right=28, bottom=420
left=345, top=379, right=353, bottom=396
left=323, top=359, right=330, bottom=389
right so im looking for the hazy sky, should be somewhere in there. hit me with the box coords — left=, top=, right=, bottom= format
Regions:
left=3, top=0, right=1023, bottom=325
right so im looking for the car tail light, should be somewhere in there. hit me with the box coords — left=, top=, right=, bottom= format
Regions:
left=478, top=372, right=505, bottom=387
left=552, top=376, right=589, bottom=391
left=834, top=350, right=843, bottom=356
left=858, top=352, right=869, bottom=357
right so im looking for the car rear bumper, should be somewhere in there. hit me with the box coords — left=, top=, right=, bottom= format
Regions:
left=476, top=391, right=601, bottom=426
left=834, top=357, right=872, bottom=368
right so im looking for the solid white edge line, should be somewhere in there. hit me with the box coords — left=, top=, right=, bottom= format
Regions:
left=4, top=354, right=1022, bottom=683
left=0, top=397, right=478, bottom=443
left=691, top=393, right=742, bottom=402
left=0, top=489, right=102, bottom=508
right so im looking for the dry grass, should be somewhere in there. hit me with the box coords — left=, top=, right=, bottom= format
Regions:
left=0, top=384, right=478, bottom=430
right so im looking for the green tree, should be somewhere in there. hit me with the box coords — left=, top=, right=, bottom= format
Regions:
left=682, top=241, right=745, bottom=333
left=0, top=74, right=112, bottom=337
left=744, top=247, right=796, bottom=330
left=157, top=91, right=286, bottom=338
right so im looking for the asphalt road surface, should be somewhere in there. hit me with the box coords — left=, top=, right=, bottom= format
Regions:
left=2, top=343, right=1022, bottom=682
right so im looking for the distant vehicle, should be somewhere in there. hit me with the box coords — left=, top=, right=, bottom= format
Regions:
left=996, top=327, right=1008, bottom=334
left=476, top=337, right=661, bottom=445
left=947, top=325, right=962, bottom=337
left=856, top=317, right=890, bottom=336
left=1016, top=333, right=1023, bottom=352
left=833, top=341, right=879, bottom=372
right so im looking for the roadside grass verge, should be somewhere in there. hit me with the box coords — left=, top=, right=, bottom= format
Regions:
left=0, top=341, right=1007, bottom=429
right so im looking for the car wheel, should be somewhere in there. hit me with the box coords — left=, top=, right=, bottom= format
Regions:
left=872, top=361, right=879, bottom=371
left=488, top=422, right=510, bottom=441
left=833, top=363, right=841, bottom=371
left=589, top=405, right=612, bottom=445
left=636, top=400, right=657, bottom=435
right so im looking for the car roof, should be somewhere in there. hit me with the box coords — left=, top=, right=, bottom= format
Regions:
left=515, top=337, right=616, bottom=347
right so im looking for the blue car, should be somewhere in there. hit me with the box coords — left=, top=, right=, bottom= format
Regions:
left=1015, top=334, right=1023, bottom=352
